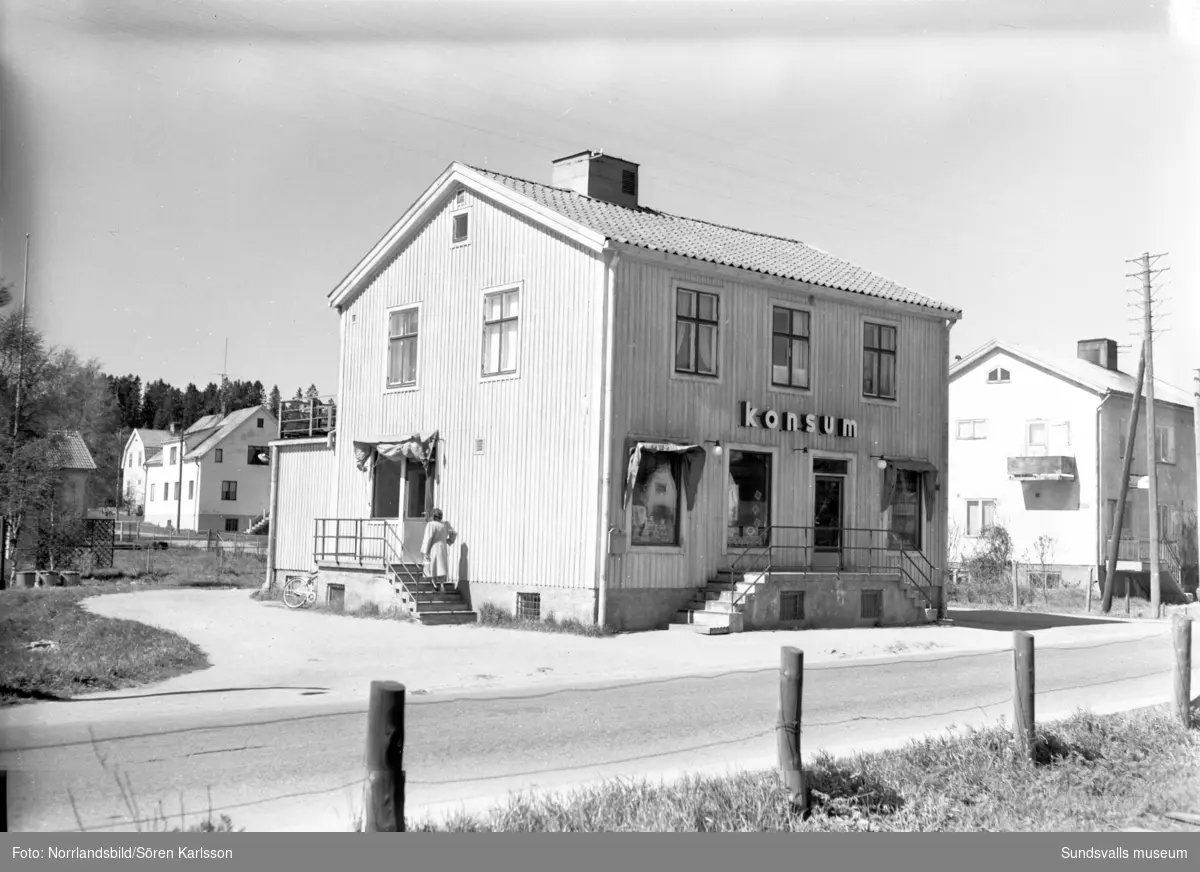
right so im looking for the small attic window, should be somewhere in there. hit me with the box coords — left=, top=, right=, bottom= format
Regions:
left=621, top=169, right=637, bottom=196
left=452, top=212, right=469, bottom=245
left=453, top=189, right=466, bottom=208
left=987, top=367, right=1010, bottom=384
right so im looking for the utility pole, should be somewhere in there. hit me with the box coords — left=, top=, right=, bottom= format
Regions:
left=1127, top=251, right=1170, bottom=619
left=1102, top=343, right=1146, bottom=613
left=1194, top=369, right=1199, bottom=597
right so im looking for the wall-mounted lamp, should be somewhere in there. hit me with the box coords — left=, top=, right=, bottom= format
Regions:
left=871, top=455, right=889, bottom=470
left=704, top=440, right=723, bottom=457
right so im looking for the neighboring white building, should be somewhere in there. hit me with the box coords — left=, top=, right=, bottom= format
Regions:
left=949, top=338, right=1196, bottom=598
left=143, top=406, right=277, bottom=533
left=119, top=428, right=170, bottom=513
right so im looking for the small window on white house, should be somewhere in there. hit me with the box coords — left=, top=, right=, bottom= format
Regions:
left=388, top=307, right=420, bottom=388
left=169, top=447, right=178, bottom=464
left=221, top=481, right=238, bottom=501
left=956, top=419, right=987, bottom=440
left=452, top=212, right=469, bottom=245
left=215, top=448, right=223, bottom=464
left=987, top=367, right=1011, bottom=383
left=1156, top=425, right=1176, bottom=463
left=453, top=189, right=467, bottom=208
left=1025, top=421, right=1048, bottom=456
left=966, top=499, right=997, bottom=536
left=482, top=288, right=520, bottom=377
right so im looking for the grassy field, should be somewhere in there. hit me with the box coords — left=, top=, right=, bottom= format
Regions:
left=947, top=580, right=1176, bottom=620
left=474, top=602, right=614, bottom=637
left=0, top=546, right=265, bottom=706
left=401, top=704, right=1200, bottom=832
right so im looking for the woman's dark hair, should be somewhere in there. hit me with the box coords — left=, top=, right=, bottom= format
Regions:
left=431, top=508, right=444, bottom=522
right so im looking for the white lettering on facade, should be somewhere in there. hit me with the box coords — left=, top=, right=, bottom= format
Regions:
left=736, top=402, right=858, bottom=439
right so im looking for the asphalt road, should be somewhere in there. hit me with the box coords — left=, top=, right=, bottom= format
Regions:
left=2, top=629, right=1191, bottom=832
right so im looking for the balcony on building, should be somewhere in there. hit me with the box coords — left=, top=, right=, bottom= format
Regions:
left=279, top=396, right=337, bottom=440
left=1006, top=454, right=1077, bottom=481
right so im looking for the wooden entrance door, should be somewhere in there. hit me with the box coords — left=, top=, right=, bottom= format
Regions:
left=400, top=460, right=430, bottom=559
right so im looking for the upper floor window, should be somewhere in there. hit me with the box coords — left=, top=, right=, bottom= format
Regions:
left=221, top=480, right=238, bottom=501
left=675, top=288, right=719, bottom=377
left=987, top=367, right=1010, bottom=384
left=388, top=306, right=420, bottom=388
left=956, top=419, right=987, bottom=440
left=169, top=447, right=178, bottom=464
left=1026, top=420, right=1048, bottom=456
left=452, top=212, right=469, bottom=245
left=215, top=448, right=223, bottom=464
left=482, top=288, right=520, bottom=377
left=771, top=307, right=810, bottom=389
left=1156, top=425, right=1176, bottom=464
left=256, top=418, right=264, bottom=428
left=862, top=322, right=896, bottom=400
left=247, top=446, right=269, bottom=466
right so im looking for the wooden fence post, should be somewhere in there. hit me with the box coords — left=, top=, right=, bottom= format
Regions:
left=1013, top=631, right=1035, bottom=760
left=777, top=646, right=807, bottom=812
left=363, top=681, right=406, bottom=832
left=1, top=768, right=7, bottom=832
left=1011, top=562, right=1019, bottom=608
left=1086, top=567, right=1093, bottom=613
left=1174, top=615, right=1192, bottom=729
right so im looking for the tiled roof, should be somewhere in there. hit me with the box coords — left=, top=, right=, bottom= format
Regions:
left=951, top=340, right=1196, bottom=409
left=137, top=429, right=171, bottom=449
left=49, top=431, right=97, bottom=470
left=470, top=166, right=961, bottom=315
left=186, top=415, right=222, bottom=435
left=185, top=406, right=272, bottom=460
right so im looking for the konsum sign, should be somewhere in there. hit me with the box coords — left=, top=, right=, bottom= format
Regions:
left=738, top=401, right=859, bottom=438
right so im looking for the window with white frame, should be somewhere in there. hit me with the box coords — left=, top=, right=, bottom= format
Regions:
left=387, top=307, right=419, bottom=388
left=1156, top=425, right=1176, bottom=463
left=1025, top=420, right=1048, bottom=456
left=452, top=211, right=469, bottom=245
left=482, top=288, right=520, bottom=376
left=675, top=287, right=719, bottom=377
left=987, top=367, right=1010, bottom=384
left=771, top=306, right=810, bottom=389
left=862, top=322, right=897, bottom=400
left=965, top=499, right=997, bottom=535
left=169, top=446, right=177, bottom=464
left=215, top=448, right=223, bottom=464
left=956, top=419, right=987, bottom=440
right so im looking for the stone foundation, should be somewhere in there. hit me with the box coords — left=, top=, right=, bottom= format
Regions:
left=741, top=573, right=929, bottom=630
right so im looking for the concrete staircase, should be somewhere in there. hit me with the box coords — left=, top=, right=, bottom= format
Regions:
left=669, top=570, right=768, bottom=635
left=387, top=561, right=478, bottom=625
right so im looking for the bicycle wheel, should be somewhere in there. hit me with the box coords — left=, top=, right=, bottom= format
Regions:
left=282, top=577, right=309, bottom=610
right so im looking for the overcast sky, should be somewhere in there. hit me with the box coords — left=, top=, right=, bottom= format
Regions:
left=2, top=0, right=1198, bottom=398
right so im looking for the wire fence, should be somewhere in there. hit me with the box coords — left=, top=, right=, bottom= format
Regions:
left=31, top=628, right=1194, bottom=833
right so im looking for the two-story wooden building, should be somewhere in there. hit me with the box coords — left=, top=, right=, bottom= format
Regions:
left=267, top=150, right=963, bottom=632
left=949, top=338, right=1197, bottom=600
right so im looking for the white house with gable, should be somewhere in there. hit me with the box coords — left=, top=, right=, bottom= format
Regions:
left=143, top=406, right=277, bottom=533
left=119, top=428, right=171, bottom=513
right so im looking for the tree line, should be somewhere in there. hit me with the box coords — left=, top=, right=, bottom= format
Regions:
left=0, top=279, right=323, bottom=559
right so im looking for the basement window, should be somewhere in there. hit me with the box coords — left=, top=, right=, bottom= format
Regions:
left=861, top=589, right=882, bottom=620
left=780, top=590, right=805, bottom=622
left=516, top=592, right=541, bottom=622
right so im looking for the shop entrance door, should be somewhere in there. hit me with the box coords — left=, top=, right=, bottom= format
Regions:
left=400, top=460, right=430, bottom=558
left=371, top=456, right=432, bottom=562
left=812, top=458, right=848, bottom=570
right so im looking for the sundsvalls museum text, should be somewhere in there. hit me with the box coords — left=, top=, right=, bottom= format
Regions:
left=738, top=402, right=858, bottom=438
left=13, top=846, right=233, bottom=860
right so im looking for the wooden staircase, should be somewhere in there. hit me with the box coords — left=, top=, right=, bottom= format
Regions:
left=387, top=560, right=478, bottom=625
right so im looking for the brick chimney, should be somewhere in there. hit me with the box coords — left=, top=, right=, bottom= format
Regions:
left=1077, top=338, right=1119, bottom=372
left=551, top=150, right=639, bottom=209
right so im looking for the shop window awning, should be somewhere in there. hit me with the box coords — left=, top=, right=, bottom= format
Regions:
left=354, top=431, right=439, bottom=472
left=879, top=456, right=939, bottom=522
left=623, top=440, right=707, bottom=511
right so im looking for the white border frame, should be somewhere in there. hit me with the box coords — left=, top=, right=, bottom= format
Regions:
left=668, top=277, right=727, bottom=387
left=857, top=312, right=901, bottom=407
left=766, top=295, right=816, bottom=399
left=479, top=281, right=525, bottom=384
left=720, top=442, right=780, bottom=558
left=383, top=301, right=423, bottom=395
left=963, top=496, right=998, bottom=538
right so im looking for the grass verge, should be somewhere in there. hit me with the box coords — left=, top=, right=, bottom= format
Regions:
left=401, top=704, right=1199, bottom=831
left=0, top=546, right=266, bottom=706
left=474, top=602, right=614, bottom=638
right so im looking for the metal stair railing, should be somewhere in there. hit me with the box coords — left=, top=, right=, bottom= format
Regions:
left=381, top=523, right=422, bottom=610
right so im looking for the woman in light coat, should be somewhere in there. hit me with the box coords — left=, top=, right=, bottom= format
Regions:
left=420, top=508, right=457, bottom=592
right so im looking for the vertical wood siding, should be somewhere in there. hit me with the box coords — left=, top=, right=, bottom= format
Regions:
left=275, top=441, right=337, bottom=572
left=334, top=188, right=604, bottom=592
left=606, top=252, right=952, bottom=591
